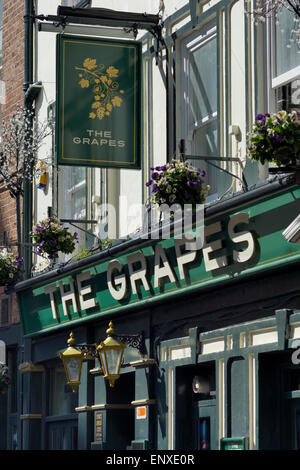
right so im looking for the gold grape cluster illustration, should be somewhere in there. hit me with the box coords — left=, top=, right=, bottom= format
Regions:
left=75, top=58, right=124, bottom=121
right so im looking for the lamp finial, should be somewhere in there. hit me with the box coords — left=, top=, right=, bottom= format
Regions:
left=67, top=331, right=76, bottom=347
left=106, top=321, right=115, bottom=336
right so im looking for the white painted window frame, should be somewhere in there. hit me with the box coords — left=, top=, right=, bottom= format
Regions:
left=181, top=22, right=218, bottom=142
left=181, top=21, right=219, bottom=202
left=268, top=15, right=300, bottom=90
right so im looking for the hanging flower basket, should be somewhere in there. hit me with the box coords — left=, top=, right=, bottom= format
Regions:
left=248, top=110, right=300, bottom=167
left=0, top=249, right=24, bottom=287
left=31, top=218, right=79, bottom=260
left=146, top=160, right=210, bottom=210
left=0, top=364, right=10, bottom=394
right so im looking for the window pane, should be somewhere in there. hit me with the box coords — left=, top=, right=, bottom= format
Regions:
left=297, top=411, right=300, bottom=450
left=70, top=167, right=85, bottom=188
left=189, top=35, right=217, bottom=125
left=71, top=185, right=86, bottom=220
left=275, top=8, right=300, bottom=77
left=199, top=417, right=210, bottom=450
left=192, top=119, right=218, bottom=199
left=49, top=367, right=77, bottom=416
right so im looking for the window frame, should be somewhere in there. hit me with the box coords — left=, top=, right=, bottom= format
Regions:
left=181, top=21, right=218, bottom=142
left=269, top=10, right=300, bottom=89
left=180, top=20, right=220, bottom=202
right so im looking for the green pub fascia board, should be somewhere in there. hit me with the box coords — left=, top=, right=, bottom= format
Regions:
left=16, top=185, right=300, bottom=338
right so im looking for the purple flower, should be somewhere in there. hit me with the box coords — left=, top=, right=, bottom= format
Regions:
left=276, top=134, right=283, bottom=142
left=160, top=165, right=167, bottom=171
left=152, top=172, right=159, bottom=180
left=146, top=180, right=153, bottom=187
left=35, top=225, right=46, bottom=233
left=73, top=232, right=78, bottom=238
left=201, top=170, right=206, bottom=177
left=49, top=240, right=57, bottom=247
left=152, top=184, right=159, bottom=192
left=38, top=241, right=45, bottom=248
left=256, top=114, right=264, bottom=121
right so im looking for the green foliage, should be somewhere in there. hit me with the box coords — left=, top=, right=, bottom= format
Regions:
left=248, top=111, right=300, bottom=166
left=0, top=249, right=24, bottom=286
left=146, top=160, right=210, bottom=208
left=31, top=218, right=79, bottom=260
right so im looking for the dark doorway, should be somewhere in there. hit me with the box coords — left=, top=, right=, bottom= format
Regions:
left=106, top=371, right=135, bottom=450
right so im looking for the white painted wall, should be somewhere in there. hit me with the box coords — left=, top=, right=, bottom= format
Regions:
left=33, top=0, right=253, bottom=255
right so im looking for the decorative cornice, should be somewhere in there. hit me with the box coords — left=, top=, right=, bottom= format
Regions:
left=131, top=399, right=156, bottom=406
left=89, top=367, right=103, bottom=375
left=91, top=403, right=134, bottom=410
left=18, top=362, right=45, bottom=373
left=20, top=414, right=42, bottom=420
left=129, top=358, right=156, bottom=368
left=75, top=406, right=92, bottom=413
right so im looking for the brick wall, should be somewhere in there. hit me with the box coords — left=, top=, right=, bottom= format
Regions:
left=2, top=0, right=24, bottom=118
left=0, top=0, right=25, bottom=324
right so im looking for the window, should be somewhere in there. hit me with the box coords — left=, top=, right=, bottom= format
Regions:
left=181, top=22, right=220, bottom=202
left=7, top=349, right=17, bottom=413
left=199, top=417, right=211, bottom=450
left=58, top=166, right=95, bottom=259
left=270, top=7, right=300, bottom=113
left=63, top=0, right=91, bottom=6
left=48, top=364, right=78, bottom=416
left=272, top=8, right=300, bottom=88
left=0, top=297, right=9, bottom=326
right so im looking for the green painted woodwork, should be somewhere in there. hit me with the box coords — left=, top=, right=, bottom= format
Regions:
left=56, top=35, right=141, bottom=169
left=17, top=185, right=300, bottom=337
left=220, top=437, right=249, bottom=450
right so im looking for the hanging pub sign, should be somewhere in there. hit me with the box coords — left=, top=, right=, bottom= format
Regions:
left=56, top=34, right=141, bottom=169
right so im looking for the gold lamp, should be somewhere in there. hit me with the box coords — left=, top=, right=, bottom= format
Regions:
left=60, top=322, right=144, bottom=391
left=59, top=331, right=84, bottom=393
left=97, top=321, right=127, bottom=388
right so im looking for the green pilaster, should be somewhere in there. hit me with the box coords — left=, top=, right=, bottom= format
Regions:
left=77, top=361, right=93, bottom=450
left=92, top=373, right=108, bottom=449
left=19, top=361, right=44, bottom=450
left=132, top=361, right=156, bottom=449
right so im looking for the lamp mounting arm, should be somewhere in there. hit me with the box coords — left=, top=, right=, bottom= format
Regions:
left=73, top=333, right=147, bottom=359
left=76, top=343, right=98, bottom=360
left=111, top=331, right=146, bottom=357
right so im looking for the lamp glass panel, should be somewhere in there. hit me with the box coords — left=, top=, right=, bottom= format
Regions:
left=105, top=348, right=123, bottom=375
left=65, top=357, right=81, bottom=382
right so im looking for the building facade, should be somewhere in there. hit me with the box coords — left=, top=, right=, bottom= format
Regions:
left=1, top=0, right=300, bottom=450
left=0, top=0, right=25, bottom=450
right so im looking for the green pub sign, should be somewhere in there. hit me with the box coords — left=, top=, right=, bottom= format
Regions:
left=56, top=35, right=141, bottom=169
left=16, top=186, right=300, bottom=338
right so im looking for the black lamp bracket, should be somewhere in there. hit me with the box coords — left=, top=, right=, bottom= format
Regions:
left=76, top=343, right=98, bottom=360
left=112, top=331, right=146, bottom=357
left=34, top=7, right=164, bottom=65
left=75, top=331, right=146, bottom=360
